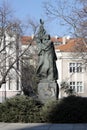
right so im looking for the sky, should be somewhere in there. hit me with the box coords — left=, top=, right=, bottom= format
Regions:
left=0, top=0, right=71, bottom=37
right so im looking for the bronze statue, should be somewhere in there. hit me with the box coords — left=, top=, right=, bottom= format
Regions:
left=36, top=19, right=58, bottom=82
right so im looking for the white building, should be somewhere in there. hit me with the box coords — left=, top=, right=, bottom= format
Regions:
left=55, top=38, right=87, bottom=98
left=0, top=32, right=21, bottom=102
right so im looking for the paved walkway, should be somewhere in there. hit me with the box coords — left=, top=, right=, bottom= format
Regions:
left=0, top=123, right=87, bottom=130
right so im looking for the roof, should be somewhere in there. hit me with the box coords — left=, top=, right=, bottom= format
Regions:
left=51, top=37, right=63, bottom=43
left=56, top=38, right=87, bottom=52
left=21, top=36, right=63, bottom=45
left=21, top=36, right=35, bottom=45
left=55, top=39, right=75, bottom=52
left=21, top=36, right=87, bottom=52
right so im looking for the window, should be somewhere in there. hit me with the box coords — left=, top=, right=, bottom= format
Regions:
left=69, top=63, right=82, bottom=73
left=70, top=82, right=75, bottom=91
left=77, top=82, right=83, bottom=92
left=70, top=81, right=83, bottom=93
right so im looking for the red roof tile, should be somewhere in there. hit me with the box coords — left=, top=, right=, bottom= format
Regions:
left=21, top=36, right=34, bottom=45
left=21, top=36, right=63, bottom=45
left=56, top=38, right=87, bottom=52
left=21, top=36, right=87, bottom=52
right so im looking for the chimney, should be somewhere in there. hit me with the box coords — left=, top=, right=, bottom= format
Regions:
left=63, top=36, right=66, bottom=44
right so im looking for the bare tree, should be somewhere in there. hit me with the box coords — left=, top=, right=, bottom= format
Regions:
left=27, top=18, right=39, bottom=35
left=0, top=1, right=40, bottom=101
left=43, top=0, right=87, bottom=60
left=43, top=0, right=87, bottom=38
left=0, top=1, right=24, bottom=91
left=20, top=18, right=40, bottom=96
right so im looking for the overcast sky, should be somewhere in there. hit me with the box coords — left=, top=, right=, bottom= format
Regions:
left=0, top=0, right=71, bottom=37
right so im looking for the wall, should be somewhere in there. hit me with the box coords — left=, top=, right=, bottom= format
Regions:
left=56, top=51, right=87, bottom=98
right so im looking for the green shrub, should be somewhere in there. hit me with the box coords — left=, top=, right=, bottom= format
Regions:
left=1, top=95, right=87, bottom=123
left=41, top=96, right=87, bottom=123
left=40, top=100, right=58, bottom=123
left=0, top=95, right=43, bottom=123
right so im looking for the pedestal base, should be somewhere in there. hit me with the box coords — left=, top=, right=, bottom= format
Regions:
left=38, top=81, right=59, bottom=103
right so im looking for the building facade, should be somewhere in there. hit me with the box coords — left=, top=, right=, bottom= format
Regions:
left=55, top=38, right=87, bottom=98
left=0, top=32, right=21, bottom=102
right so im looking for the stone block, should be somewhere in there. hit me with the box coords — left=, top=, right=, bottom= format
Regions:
left=38, top=81, right=59, bottom=103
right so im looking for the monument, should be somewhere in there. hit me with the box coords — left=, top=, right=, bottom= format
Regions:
left=36, top=19, right=59, bottom=103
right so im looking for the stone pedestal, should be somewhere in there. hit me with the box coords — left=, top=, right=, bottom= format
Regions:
left=38, top=81, right=59, bottom=103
